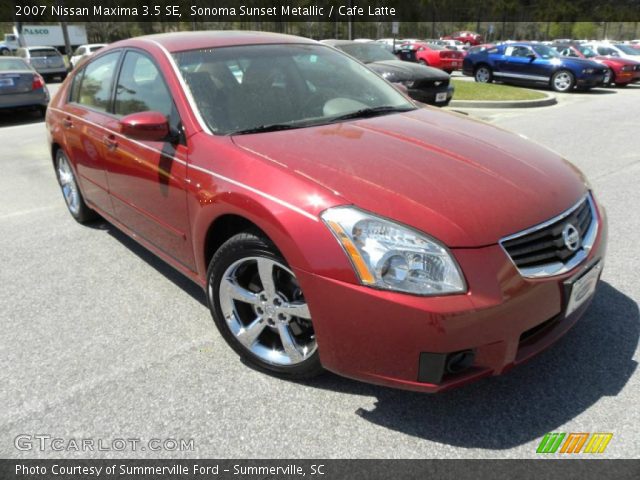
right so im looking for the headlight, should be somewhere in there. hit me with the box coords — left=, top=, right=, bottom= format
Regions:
left=621, top=65, right=633, bottom=71
left=401, top=80, right=416, bottom=88
left=582, top=68, right=595, bottom=74
left=321, top=207, right=466, bottom=295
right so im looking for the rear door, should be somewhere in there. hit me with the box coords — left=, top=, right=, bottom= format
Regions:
left=61, top=50, right=122, bottom=215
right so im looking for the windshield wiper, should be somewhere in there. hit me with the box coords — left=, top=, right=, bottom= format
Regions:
left=329, top=105, right=415, bottom=122
left=231, top=124, right=302, bottom=135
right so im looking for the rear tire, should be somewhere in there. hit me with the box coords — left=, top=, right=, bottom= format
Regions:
left=551, top=70, right=575, bottom=92
left=54, top=149, right=98, bottom=224
left=474, top=65, right=493, bottom=83
left=207, top=231, right=323, bottom=380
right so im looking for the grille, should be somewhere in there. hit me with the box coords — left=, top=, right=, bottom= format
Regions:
left=501, top=195, right=597, bottom=277
left=415, top=78, right=450, bottom=89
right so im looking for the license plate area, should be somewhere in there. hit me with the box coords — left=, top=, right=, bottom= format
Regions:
left=564, top=261, right=602, bottom=317
left=435, top=92, right=448, bottom=102
left=0, top=78, right=15, bottom=87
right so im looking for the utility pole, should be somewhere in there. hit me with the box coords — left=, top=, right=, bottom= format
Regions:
left=57, top=0, right=72, bottom=62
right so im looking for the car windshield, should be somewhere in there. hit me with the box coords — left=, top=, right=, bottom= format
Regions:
left=531, top=44, right=560, bottom=59
left=30, top=49, right=60, bottom=57
left=614, top=44, right=640, bottom=55
left=426, top=43, right=446, bottom=50
left=337, top=43, right=397, bottom=63
left=174, top=44, right=415, bottom=135
left=578, top=46, right=597, bottom=58
left=0, top=58, right=31, bottom=71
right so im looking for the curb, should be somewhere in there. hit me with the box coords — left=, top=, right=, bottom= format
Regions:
left=449, top=91, right=557, bottom=108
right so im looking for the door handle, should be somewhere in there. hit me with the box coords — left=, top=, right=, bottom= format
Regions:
left=62, top=117, right=73, bottom=128
left=103, top=134, right=118, bottom=151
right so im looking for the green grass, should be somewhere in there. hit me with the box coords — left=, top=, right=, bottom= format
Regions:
left=451, top=79, right=547, bottom=101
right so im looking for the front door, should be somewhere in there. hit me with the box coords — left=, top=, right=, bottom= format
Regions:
left=102, top=50, right=195, bottom=270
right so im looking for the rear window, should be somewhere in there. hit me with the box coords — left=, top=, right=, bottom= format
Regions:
left=0, top=58, right=31, bottom=71
left=30, top=49, right=61, bottom=58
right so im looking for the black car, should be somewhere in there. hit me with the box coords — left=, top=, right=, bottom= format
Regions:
left=322, top=40, right=454, bottom=107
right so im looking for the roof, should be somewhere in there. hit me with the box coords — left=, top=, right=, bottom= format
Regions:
left=123, top=31, right=318, bottom=53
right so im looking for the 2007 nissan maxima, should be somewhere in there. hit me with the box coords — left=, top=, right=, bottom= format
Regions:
left=46, top=32, right=607, bottom=392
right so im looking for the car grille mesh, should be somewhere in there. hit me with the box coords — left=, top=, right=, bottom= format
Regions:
left=501, top=197, right=593, bottom=269
left=415, top=78, right=450, bottom=89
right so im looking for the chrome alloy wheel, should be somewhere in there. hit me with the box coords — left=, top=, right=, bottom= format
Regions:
left=475, top=66, right=491, bottom=83
left=603, top=68, right=612, bottom=85
left=217, top=256, right=316, bottom=366
left=57, top=155, right=80, bottom=215
left=553, top=71, right=573, bottom=91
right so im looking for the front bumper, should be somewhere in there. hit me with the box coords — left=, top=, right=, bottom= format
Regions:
left=576, top=72, right=606, bottom=87
left=408, top=85, right=454, bottom=106
left=296, top=201, right=607, bottom=393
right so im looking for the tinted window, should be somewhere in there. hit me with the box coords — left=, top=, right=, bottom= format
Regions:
left=0, top=58, right=31, bottom=71
left=114, top=51, right=174, bottom=118
left=77, top=52, right=120, bottom=112
left=338, top=43, right=397, bottom=63
left=30, top=48, right=61, bottom=58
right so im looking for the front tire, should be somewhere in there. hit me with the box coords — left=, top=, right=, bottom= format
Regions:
left=551, top=70, right=575, bottom=92
left=54, top=150, right=97, bottom=223
left=207, top=231, right=323, bottom=379
left=474, top=65, right=493, bottom=83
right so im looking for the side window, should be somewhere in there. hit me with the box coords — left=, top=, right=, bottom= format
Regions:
left=77, top=51, right=120, bottom=112
left=69, top=67, right=85, bottom=103
left=114, top=51, right=174, bottom=119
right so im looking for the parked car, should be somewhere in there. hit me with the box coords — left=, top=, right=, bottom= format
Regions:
left=15, top=46, right=67, bottom=82
left=556, top=44, right=640, bottom=87
left=397, top=42, right=464, bottom=73
left=463, top=42, right=608, bottom=92
left=323, top=40, right=454, bottom=106
left=47, top=32, right=606, bottom=393
left=70, top=43, right=107, bottom=69
left=433, top=39, right=468, bottom=52
left=0, top=57, right=49, bottom=116
left=583, top=42, right=640, bottom=61
left=442, top=31, right=483, bottom=46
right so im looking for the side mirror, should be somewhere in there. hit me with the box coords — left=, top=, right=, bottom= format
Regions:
left=119, top=111, right=169, bottom=142
left=527, top=53, right=537, bottom=60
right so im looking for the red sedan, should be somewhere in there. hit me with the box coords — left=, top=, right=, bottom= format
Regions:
left=557, top=44, right=640, bottom=86
left=47, top=32, right=606, bottom=393
left=398, top=42, right=464, bottom=72
left=443, top=31, right=484, bottom=46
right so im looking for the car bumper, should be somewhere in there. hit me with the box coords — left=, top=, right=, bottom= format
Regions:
left=408, top=85, right=454, bottom=106
left=0, top=89, right=49, bottom=109
left=296, top=201, right=607, bottom=393
left=440, top=58, right=463, bottom=71
left=576, top=73, right=606, bottom=87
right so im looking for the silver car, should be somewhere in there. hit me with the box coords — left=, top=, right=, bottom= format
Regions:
left=0, top=57, right=49, bottom=116
left=15, top=46, right=68, bottom=82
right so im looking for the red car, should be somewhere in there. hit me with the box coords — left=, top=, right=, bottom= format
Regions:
left=47, top=32, right=607, bottom=393
left=443, top=31, right=484, bottom=46
left=557, top=44, right=640, bottom=86
left=398, top=42, right=464, bottom=72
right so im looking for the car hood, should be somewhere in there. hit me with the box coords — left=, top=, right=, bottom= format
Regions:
left=232, top=108, right=587, bottom=247
left=559, top=56, right=605, bottom=70
left=366, top=60, right=450, bottom=82
left=593, top=55, right=639, bottom=66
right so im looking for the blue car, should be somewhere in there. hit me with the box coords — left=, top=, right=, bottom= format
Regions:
left=462, top=42, right=608, bottom=92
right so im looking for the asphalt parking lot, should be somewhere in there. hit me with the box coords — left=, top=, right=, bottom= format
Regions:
left=1, top=82, right=638, bottom=459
